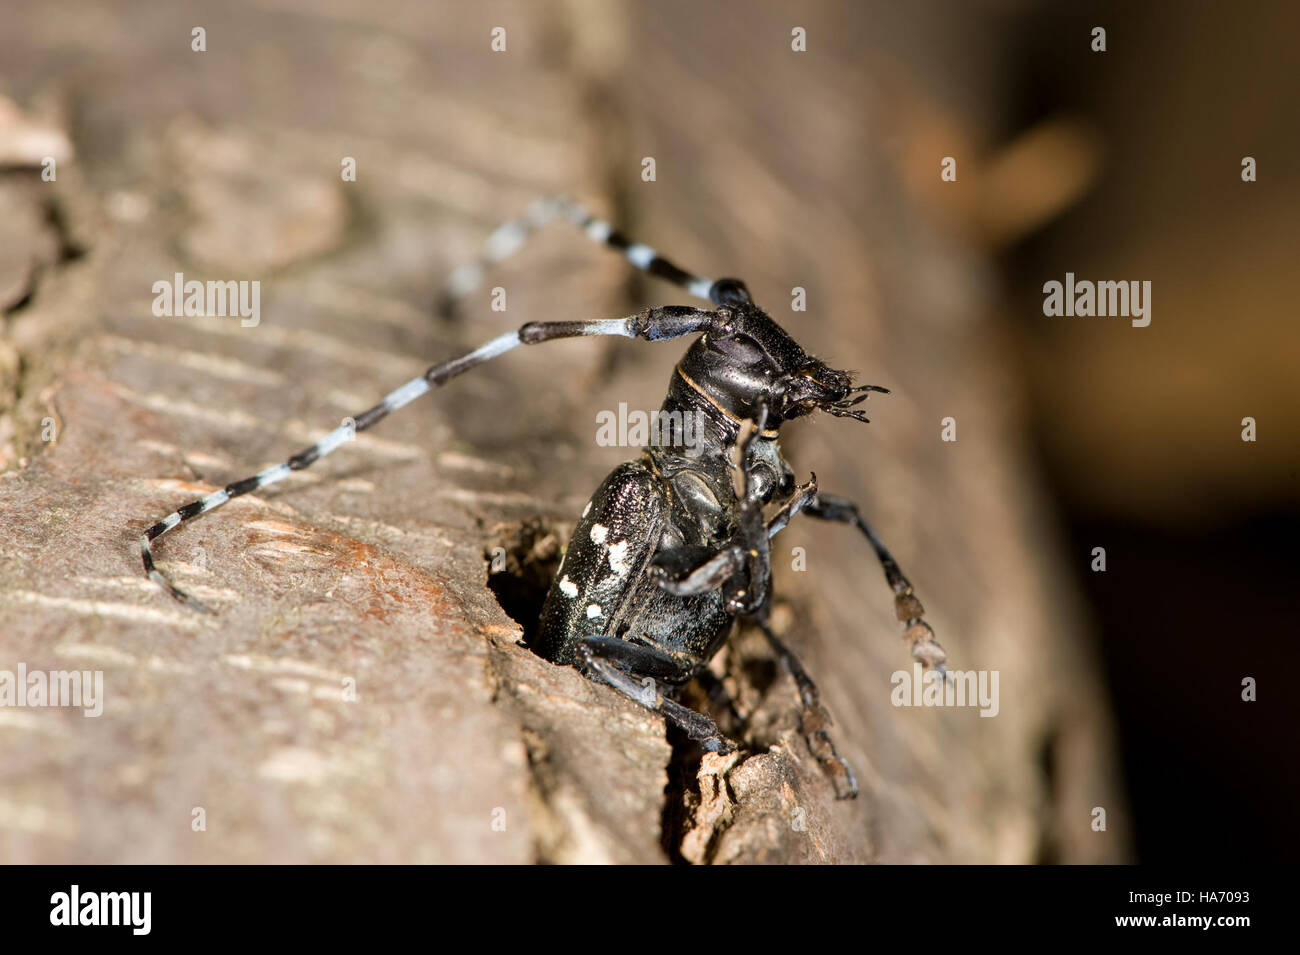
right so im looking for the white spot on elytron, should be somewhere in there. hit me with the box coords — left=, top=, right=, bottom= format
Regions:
left=607, top=540, right=631, bottom=576
left=558, top=575, right=578, bottom=598
left=582, top=500, right=592, bottom=518
left=586, top=603, right=602, bottom=619
left=590, top=524, right=608, bottom=545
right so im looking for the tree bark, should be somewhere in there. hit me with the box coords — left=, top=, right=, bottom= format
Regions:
left=0, top=0, right=1128, bottom=863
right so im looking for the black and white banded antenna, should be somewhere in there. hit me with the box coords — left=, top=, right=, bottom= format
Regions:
left=438, top=195, right=747, bottom=315
left=141, top=308, right=721, bottom=610
left=142, top=197, right=747, bottom=609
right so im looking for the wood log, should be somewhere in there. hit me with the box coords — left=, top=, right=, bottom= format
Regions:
left=0, top=0, right=1128, bottom=863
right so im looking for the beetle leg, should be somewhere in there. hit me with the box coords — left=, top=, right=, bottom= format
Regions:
left=803, top=493, right=947, bottom=673
left=692, top=667, right=743, bottom=730
left=649, top=546, right=747, bottom=596
left=764, top=473, right=818, bottom=539
left=577, top=636, right=693, bottom=682
left=756, top=621, right=859, bottom=800
left=577, top=639, right=737, bottom=754
left=651, top=472, right=816, bottom=610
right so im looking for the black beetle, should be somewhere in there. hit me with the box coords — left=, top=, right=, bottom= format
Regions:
left=141, top=197, right=946, bottom=799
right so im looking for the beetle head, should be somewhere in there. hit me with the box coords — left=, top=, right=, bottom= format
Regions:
left=673, top=282, right=886, bottom=430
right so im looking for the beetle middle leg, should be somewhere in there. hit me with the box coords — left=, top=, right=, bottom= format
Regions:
left=577, top=638, right=737, bottom=754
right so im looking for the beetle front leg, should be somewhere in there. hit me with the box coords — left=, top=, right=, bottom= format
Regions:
left=650, top=472, right=816, bottom=610
left=803, top=492, right=947, bottom=673
left=650, top=545, right=748, bottom=597
left=652, top=406, right=822, bottom=616
left=647, top=493, right=770, bottom=614
left=763, top=472, right=818, bottom=539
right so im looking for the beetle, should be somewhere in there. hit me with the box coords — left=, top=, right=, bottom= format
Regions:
left=140, top=197, right=946, bottom=799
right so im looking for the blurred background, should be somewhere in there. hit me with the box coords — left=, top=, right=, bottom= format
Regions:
left=996, top=2, right=1300, bottom=862
left=0, top=0, right=1293, bottom=863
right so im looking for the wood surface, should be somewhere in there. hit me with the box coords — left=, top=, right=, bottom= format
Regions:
left=0, top=0, right=1128, bottom=863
